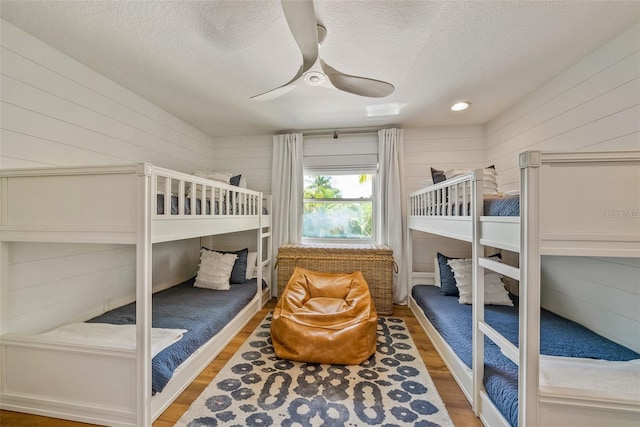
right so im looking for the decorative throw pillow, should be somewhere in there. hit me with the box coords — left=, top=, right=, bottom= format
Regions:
left=203, top=247, right=249, bottom=284
left=430, top=167, right=447, bottom=184
left=230, top=174, right=241, bottom=186
left=246, top=251, right=258, bottom=280
left=430, top=167, right=450, bottom=202
left=437, top=252, right=460, bottom=296
left=447, top=258, right=513, bottom=306
left=194, top=249, right=237, bottom=290
left=438, top=252, right=502, bottom=296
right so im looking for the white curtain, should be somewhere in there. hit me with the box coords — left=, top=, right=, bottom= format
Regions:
left=378, top=128, right=407, bottom=305
left=271, top=133, right=304, bottom=280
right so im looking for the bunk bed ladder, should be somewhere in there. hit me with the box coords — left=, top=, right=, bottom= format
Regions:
left=473, top=153, right=542, bottom=427
left=262, top=204, right=273, bottom=300
left=258, top=195, right=273, bottom=304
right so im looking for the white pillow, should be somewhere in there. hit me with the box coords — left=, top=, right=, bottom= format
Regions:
left=194, top=249, right=237, bottom=290
left=447, top=258, right=513, bottom=306
left=246, top=251, right=258, bottom=280
left=445, top=168, right=471, bottom=178
left=434, top=256, right=441, bottom=287
left=188, top=171, right=236, bottom=199
left=445, top=168, right=496, bottom=179
left=191, top=171, right=232, bottom=184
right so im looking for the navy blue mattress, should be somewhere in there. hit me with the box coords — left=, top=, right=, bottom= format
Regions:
left=412, top=285, right=639, bottom=426
left=88, top=277, right=258, bottom=393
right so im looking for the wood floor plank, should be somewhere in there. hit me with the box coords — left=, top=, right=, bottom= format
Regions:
left=0, top=301, right=482, bottom=427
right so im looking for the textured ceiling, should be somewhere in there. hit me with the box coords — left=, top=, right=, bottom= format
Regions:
left=2, top=1, right=639, bottom=137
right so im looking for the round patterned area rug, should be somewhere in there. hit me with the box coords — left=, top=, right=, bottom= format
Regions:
left=176, top=312, right=453, bottom=427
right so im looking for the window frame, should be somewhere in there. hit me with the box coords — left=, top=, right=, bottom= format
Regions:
left=302, top=171, right=378, bottom=245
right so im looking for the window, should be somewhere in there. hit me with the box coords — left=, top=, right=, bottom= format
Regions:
left=303, top=173, right=375, bottom=243
left=301, top=132, right=379, bottom=243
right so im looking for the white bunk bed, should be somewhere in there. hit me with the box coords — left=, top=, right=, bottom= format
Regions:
left=407, top=151, right=640, bottom=427
left=0, top=163, right=273, bottom=426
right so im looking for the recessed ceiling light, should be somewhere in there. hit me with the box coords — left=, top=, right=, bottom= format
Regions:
left=451, top=101, right=470, bottom=111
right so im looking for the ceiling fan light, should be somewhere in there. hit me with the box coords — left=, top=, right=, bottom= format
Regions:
left=304, top=71, right=326, bottom=85
left=451, top=101, right=470, bottom=111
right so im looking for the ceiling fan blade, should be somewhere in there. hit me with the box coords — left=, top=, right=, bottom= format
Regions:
left=281, top=0, right=318, bottom=73
left=251, top=0, right=318, bottom=101
left=321, top=60, right=395, bottom=98
left=250, top=82, right=297, bottom=101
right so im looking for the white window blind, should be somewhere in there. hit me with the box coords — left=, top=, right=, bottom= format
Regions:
left=303, top=133, right=378, bottom=173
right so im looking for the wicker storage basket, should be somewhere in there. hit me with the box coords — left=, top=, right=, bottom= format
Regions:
left=276, top=243, right=395, bottom=315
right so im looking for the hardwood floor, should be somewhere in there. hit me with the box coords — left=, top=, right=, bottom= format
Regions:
left=0, top=300, right=483, bottom=427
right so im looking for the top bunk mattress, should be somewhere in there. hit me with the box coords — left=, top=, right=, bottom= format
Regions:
left=483, top=194, right=519, bottom=216
left=413, top=194, right=520, bottom=217
left=156, top=194, right=268, bottom=216
left=411, top=284, right=639, bottom=426
left=88, top=277, right=258, bottom=394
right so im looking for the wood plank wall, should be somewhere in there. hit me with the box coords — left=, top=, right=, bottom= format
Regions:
left=486, top=22, right=640, bottom=352
left=0, top=21, right=215, bottom=334
left=404, top=126, right=487, bottom=274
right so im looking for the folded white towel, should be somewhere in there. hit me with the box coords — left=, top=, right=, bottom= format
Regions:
left=39, top=323, right=187, bottom=357
left=539, top=355, right=640, bottom=403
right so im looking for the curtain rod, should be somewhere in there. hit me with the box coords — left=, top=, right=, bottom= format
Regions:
left=278, top=127, right=383, bottom=138
left=302, top=128, right=381, bottom=139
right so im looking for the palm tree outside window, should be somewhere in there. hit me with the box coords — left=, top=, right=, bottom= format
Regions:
left=302, top=173, right=374, bottom=243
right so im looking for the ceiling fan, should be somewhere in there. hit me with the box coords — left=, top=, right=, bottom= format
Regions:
left=251, top=0, right=395, bottom=101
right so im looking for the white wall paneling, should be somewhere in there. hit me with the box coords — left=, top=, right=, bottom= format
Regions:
left=486, top=23, right=640, bottom=191
left=0, top=21, right=216, bottom=335
left=200, top=231, right=260, bottom=256
left=486, top=23, right=640, bottom=345
left=4, top=238, right=200, bottom=335
left=208, top=135, right=273, bottom=253
left=210, top=135, right=273, bottom=195
left=1, top=20, right=214, bottom=171
left=6, top=242, right=135, bottom=334
left=404, top=125, right=487, bottom=275
left=404, top=125, right=487, bottom=192
left=541, top=256, right=640, bottom=353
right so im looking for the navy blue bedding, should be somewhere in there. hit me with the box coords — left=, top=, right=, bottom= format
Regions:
left=88, top=277, right=258, bottom=393
left=156, top=194, right=266, bottom=215
left=422, top=195, right=520, bottom=217
left=412, top=285, right=639, bottom=426
left=483, top=195, right=519, bottom=216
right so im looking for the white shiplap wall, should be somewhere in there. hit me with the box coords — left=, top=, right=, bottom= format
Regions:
left=486, top=22, right=640, bottom=191
left=210, top=135, right=273, bottom=195
left=486, top=22, right=640, bottom=351
left=0, top=21, right=213, bottom=333
left=404, top=125, right=488, bottom=274
left=206, top=135, right=273, bottom=253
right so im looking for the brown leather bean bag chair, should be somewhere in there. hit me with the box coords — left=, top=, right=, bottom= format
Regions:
left=271, top=267, right=378, bottom=365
